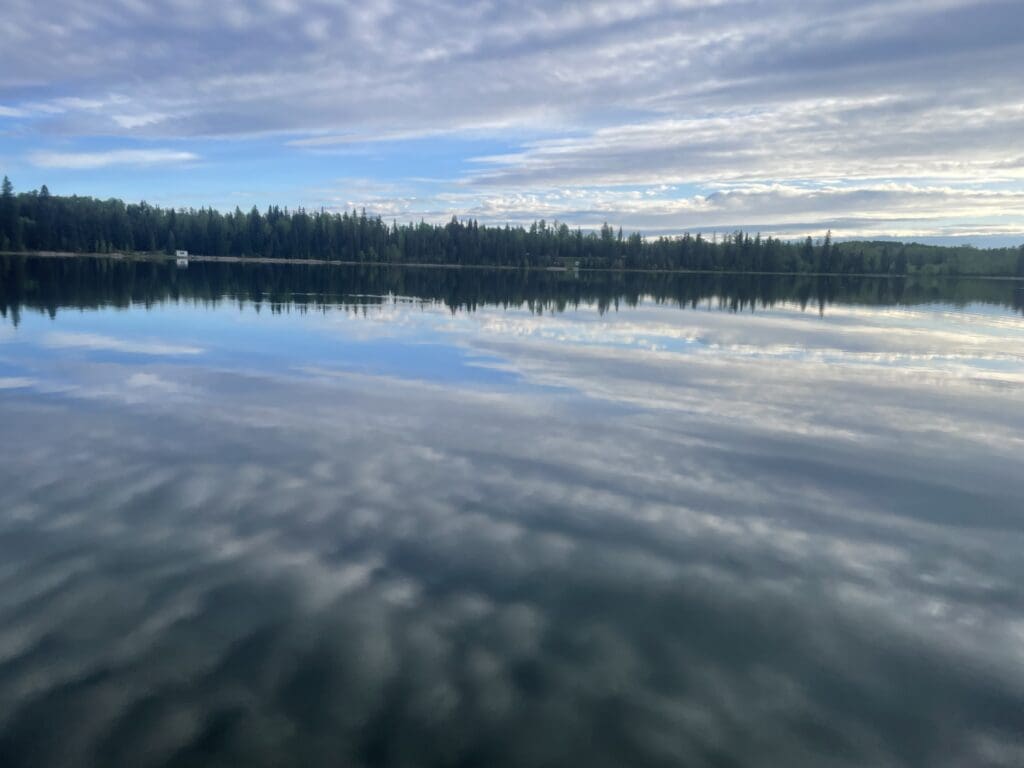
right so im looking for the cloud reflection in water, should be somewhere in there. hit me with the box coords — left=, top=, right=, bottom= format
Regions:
left=0, top=294, right=1023, bottom=767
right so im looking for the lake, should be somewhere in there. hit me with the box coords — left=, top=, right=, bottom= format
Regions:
left=1, top=255, right=1023, bottom=767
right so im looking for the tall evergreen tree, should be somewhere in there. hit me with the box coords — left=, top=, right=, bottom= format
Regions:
left=801, top=236, right=815, bottom=271
left=1, top=176, right=19, bottom=251
left=821, top=230, right=832, bottom=273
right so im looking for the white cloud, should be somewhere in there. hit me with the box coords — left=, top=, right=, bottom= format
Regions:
left=111, top=112, right=169, bottom=129
left=326, top=181, right=1024, bottom=241
left=5, top=1, right=1020, bottom=143
left=29, top=148, right=198, bottom=169
left=466, top=101, right=1024, bottom=189
left=0, top=377, right=36, bottom=389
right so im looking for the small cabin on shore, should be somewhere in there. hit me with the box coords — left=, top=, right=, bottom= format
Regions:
left=175, top=249, right=189, bottom=267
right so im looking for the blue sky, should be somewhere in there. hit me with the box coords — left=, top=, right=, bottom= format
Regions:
left=2, top=0, right=1023, bottom=244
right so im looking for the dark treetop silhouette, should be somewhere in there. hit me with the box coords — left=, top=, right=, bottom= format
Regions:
left=2, top=178, right=1022, bottom=277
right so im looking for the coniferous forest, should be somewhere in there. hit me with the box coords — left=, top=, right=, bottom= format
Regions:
left=2, top=177, right=1023, bottom=276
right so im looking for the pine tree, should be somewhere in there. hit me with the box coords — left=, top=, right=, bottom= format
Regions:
left=801, top=236, right=815, bottom=270
left=1, top=176, right=19, bottom=251
left=894, top=247, right=908, bottom=275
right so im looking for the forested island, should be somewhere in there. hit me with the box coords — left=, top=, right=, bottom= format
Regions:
left=2, top=177, right=1023, bottom=276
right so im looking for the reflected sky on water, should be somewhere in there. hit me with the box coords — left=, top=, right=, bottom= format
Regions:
left=1, top=258, right=1023, bottom=767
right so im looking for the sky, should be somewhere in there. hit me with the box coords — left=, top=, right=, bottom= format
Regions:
left=1, top=0, right=1023, bottom=244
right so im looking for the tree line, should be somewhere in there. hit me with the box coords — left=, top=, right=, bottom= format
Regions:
left=2, top=177, right=1023, bottom=276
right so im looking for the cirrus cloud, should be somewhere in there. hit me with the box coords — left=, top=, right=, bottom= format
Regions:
left=28, top=149, right=199, bottom=170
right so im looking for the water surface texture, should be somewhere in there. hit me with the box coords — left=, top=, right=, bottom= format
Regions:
left=1, top=257, right=1023, bottom=767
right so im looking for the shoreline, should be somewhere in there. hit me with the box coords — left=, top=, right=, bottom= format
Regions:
left=2, top=250, right=1021, bottom=281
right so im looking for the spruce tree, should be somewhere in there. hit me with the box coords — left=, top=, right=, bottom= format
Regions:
left=1, top=176, right=18, bottom=251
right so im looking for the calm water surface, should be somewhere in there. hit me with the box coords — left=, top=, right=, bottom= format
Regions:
left=1, top=257, right=1023, bottom=767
